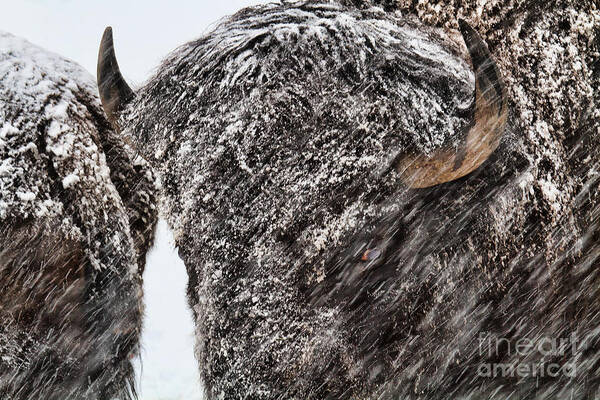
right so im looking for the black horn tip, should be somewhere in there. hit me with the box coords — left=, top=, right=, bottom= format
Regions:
left=98, top=27, right=115, bottom=84
left=457, top=19, right=482, bottom=47
left=457, top=19, right=488, bottom=67
left=100, top=27, right=114, bottom=51
left=457, top=19, right=472, bottom=36
left=458, top=19, right=504, bottom=96
left=97, top=26, right=133, bottom=129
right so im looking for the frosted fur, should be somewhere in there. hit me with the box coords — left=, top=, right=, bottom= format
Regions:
left=0, top=31, right=157, bottom=399
left=120, top=0, right=598, bottom=398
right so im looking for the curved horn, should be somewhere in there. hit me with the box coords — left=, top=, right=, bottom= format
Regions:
left=97, top=27, right=134, bottom=130
left=397, top=19, right=508, bottom=189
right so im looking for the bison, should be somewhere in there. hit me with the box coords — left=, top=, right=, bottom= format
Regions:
left=0, top=31, right=157, bottom=399
left=98, top=0, right=598, bottom=398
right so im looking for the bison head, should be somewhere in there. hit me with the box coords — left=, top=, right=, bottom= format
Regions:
left=94, top=2, right=599, bottom=399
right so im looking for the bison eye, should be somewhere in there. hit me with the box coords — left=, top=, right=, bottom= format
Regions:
left=361, top=248, right=381, bottom=261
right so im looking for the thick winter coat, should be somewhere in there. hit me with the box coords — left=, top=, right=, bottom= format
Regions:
left=0, top=31, right=157, bottom=400
left=99, top=0, right=598, bottom=398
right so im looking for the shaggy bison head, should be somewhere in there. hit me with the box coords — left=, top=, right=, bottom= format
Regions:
left=96, top=1, right=599, bottom=399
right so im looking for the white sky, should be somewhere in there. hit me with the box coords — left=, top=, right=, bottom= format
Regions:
left=0, top=1, right=270, bottom=399
left=0, top=0, right=270, bottom=83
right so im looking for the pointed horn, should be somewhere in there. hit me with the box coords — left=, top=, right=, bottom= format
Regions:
left=97, top=27, right=134, bottom=130
left=397, top=19, right=508, bottom=189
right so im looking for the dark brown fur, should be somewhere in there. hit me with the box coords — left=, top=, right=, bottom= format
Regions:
left=0, top=219, right=89, bottom=399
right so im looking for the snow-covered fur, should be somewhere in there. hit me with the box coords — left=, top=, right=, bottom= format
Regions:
left=120, top=0, right=598, bottom=398
left=0, top=32, right=157, bottom=399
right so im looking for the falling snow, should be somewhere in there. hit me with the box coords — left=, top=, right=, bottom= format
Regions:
left=0, top=31, right=157, bottom=399
left=122, top=0, right=599, bottom=398
left=0, top=0, right=598, bottom=399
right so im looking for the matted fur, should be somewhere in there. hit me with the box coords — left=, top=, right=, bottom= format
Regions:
left=0, top=31, right=157, bottom=399
left=116, top=0, right=598, bottom=398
